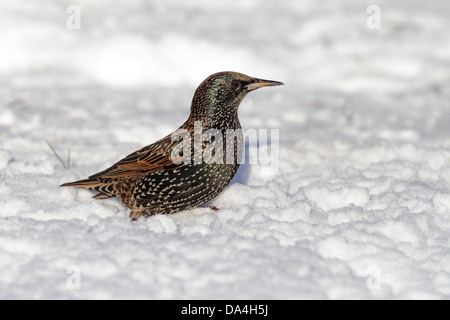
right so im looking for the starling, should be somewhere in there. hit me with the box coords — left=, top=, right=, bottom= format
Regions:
left=61, top=71, right=283, bottom=220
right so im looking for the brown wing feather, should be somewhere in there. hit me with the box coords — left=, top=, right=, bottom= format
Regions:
left=88, top=135, right=188, bottom=179
left=61, top=125, right=193, bottom=196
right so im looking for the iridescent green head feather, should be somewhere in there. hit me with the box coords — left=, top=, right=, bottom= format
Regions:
left=190, top=71, right=283, bottom=128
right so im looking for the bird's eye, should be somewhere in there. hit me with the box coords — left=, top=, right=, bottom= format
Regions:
left=231, top=80, right=240, bottom=90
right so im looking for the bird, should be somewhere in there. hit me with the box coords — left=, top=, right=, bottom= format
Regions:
left=61, top=71, right=283, bottom=220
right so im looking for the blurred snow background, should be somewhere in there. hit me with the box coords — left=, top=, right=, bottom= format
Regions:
left=1, top=0, right=450, bottom=299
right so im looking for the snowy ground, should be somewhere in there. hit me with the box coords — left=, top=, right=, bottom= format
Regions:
left=1, top=0, right=450, bottom=299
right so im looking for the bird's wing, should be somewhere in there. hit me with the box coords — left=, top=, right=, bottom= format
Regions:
left=89, top=136, right=189, bottom=179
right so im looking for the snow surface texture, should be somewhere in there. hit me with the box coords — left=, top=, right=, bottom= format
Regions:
left=1, top=0, right=450, bottom=299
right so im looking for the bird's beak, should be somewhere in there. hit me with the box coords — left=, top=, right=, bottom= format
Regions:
left=245, top=78, right=284, bottom=92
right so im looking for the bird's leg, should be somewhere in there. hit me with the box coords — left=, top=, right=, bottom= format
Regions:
left=129, top=208, right=143, bottom=221
left=203, top=205, right=219, bottom=212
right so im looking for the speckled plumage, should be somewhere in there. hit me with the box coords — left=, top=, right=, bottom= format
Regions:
left=61, top=71, right=283, bottom=220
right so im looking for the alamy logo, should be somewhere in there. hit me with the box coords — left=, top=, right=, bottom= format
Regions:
left=66, top=5, right=81, bottom=30
left=170, top=121, right=279, bottom=171
left=366, top=5, right=381, bottom=30
left=66, top=265, right=81, bottom=290
left=366, top=265, right=381, bottom=290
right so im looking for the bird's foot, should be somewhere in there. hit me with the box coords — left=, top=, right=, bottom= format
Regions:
left=129, top=209, right=142, bottom=221
left=204, top=205, right=219, bottom=212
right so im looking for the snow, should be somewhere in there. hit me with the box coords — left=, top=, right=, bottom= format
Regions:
left=1, top=0, right=450, bottom=299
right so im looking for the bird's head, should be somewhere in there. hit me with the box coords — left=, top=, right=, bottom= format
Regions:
left=190, top=71, right=283, bottom=127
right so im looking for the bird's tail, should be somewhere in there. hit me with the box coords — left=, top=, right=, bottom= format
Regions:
left=60, top=178, right=115, bottom=199
left=60, top=178, right=98, bottom=188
